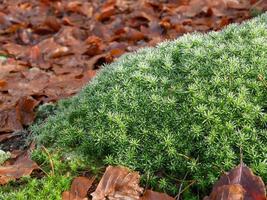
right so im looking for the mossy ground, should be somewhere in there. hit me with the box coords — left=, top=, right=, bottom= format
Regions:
left=0, top=148, right=102, bottom=200
left=1, top=14, right=267, bottom=199
left=32, top=13, right=267, bottom=196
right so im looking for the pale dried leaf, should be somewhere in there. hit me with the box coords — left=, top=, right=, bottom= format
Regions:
left=0, top=151, right=38, bottom=185
left=139, top=190, right=175, bottom=200
left=91, top=166, right=143, bottom=200
left=62, top=176, right=94, bottom=200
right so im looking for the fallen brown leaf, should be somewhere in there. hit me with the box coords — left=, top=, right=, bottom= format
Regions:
left=0, top=80, right=7, bottom=88
left=139, top=190, right=175, bottom=200
left=62, top=176, right=95, bottom=200
left=0, top=96, right=39, bottom=132
left=0, top=150, right=38, bottom=185
left=204, top=162, right=267, bottom=200
left=204, top=184, right=245, bottom=200
left=0, top=133, right=13, bottom=143
left=0, top=107, right=23, bottom=132
left=91, top=166, right=143, bottom=200
left=17, top=96, right=39, bottom=126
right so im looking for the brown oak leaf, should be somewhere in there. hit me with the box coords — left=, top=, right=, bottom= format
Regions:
left=0, top=150, right=38, bottom=185
left=139, top=190, right=175, bottom=200
left=91, top=166, right=143, bottom=200
left=62, top=176, right=95, bottom=200
left=204, top=163, right=266, bottom=200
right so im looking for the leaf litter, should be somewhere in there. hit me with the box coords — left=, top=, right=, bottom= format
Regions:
left=0, top=149, right=38, bottom=185
left=62, top=164, right=266, bottom=200
left=62, top=166, right=175, bottom=200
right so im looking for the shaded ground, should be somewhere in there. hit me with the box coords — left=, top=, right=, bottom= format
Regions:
left=0, top=0, right=266, bottom=151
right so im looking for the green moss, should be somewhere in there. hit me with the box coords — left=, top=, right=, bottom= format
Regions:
left=0, top=175, right=71, bottom=200
left=0, top=55, right=7, bottom=61
left=0, top=149, right=102, bottom=200
left=0, top=150, right=11, bottom=165
left=32, top=14, right=267, bottom=196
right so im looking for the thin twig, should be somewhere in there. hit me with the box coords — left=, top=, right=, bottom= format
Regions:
left=180, top=180, right=197, bottom=194
left=176, top=182, right=183, bottom=200
left=250, top=0, right=264, bottom=9
left=37, top=166, right=49, bottom=177
left=41, top=146, right=55, bottom=176
left=175, top=172, right=188, bottom=200
left=144, top=172, right=150, bottom=192
left=240, top=146, right=243, bottom=164
left=177, top=153, right=192, bottom=160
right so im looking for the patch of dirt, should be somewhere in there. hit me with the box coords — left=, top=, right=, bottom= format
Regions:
left=0, top=130, right=29, bottom=152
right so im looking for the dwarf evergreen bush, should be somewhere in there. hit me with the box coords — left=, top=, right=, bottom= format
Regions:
left=32, top=14, right=267, bottom=195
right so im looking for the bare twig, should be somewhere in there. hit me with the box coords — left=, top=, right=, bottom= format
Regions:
left=41, top=146, right=55, bottom=176
left=175, top=172, right=188, bottom=200
left=180, top=180, right=197, bottom=195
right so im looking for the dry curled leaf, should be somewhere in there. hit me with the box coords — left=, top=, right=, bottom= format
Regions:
left=0, top=133, right=13, bottom=143
left=62, top=176, right=95, bottom=200
left=17, top=96, right=39, bottom=126
left=48, top=46, right=71, bottom=59
left=204, top=163, right=267, bottom=200
left=0, top=80, right=7, bottom=87
left=139, top=190, right=175, bottom=200
left=205, top=184, right=245, bottom=200
left=0, top=96, right=39, bottom=132
left=0, top=108, right=23, bottom=132
left=91, top=166, right=143, bottom=200
left=0, top=150, right=38, bottom=185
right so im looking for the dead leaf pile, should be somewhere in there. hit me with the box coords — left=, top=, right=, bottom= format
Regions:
left=62, top=164, right=267, bottom=200
left=0, top=0, right=266, bottom=138
left=62, top=166, right=175, bottom=200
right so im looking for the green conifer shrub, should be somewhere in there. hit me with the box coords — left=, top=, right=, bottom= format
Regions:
left=32, top=14, right=267, bottom=195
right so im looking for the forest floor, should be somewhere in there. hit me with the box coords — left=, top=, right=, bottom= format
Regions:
left=0, top=0, right=266, bottom=199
